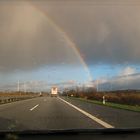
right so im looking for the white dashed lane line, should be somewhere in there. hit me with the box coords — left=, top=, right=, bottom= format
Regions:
left=30, top=104, right=39, bottom=111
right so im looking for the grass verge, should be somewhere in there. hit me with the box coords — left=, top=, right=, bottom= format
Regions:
left=68, top=97, right=140, bottom=112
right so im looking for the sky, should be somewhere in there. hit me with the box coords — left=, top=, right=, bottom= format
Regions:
left=0, top=0, right=140, bottom=91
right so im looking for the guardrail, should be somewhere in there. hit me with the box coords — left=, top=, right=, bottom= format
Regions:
left=0, top=96, right=38, bottom=105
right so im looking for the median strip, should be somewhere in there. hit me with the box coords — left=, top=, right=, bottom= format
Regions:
left=30, top=104, right=39, bottom=111
left=58, top=97, right=114, bottom=128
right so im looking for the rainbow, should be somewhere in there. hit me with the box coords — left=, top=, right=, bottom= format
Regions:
left=29, top=3, right=93, bottom=82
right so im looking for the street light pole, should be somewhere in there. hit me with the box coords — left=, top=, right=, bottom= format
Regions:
left=96, top=80, right=99, bottom=92
left=24, top=82, right=26, bottom=93
left=17, top=80, right=20, bottom=92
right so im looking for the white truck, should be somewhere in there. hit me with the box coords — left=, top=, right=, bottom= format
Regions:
left=51, top=87, right=58, bottom=97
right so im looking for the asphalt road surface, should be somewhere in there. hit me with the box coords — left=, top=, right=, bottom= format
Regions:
left=0, top=96, right=139, bottom=131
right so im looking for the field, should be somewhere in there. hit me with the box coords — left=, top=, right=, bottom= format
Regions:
left=0, top=92, right=42, bottom=104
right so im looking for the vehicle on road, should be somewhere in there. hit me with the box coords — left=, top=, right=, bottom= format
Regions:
left=51, top=87, right=58, bottom=97
left=39, top=92, right=43, bottom=97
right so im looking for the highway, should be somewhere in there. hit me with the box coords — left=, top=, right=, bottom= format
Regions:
left=0, top=96, right=139, bottom=131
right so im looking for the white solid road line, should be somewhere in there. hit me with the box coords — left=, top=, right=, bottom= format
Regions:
left=58, top=97, right=114, bottom=128
left=30, top=104, right=39, bottom=111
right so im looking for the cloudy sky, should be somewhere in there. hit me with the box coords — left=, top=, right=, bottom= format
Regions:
left=0, top=0, right=140, bottom=91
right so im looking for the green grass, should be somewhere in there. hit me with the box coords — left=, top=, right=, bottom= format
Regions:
left=68, top=97, right=140, bottom=112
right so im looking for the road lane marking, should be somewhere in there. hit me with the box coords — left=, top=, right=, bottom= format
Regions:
left=30, top=104, right=39, bottom=111
left=58, top=97, right=114, bottom=128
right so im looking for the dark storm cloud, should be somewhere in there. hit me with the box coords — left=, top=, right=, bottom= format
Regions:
left=1, top=0, right=140, bottom=74
left=0, top=2, right=81, bottom=73
left=36, top=0, right=140, bottom=65
left=100, top=73, right=140, bottom=91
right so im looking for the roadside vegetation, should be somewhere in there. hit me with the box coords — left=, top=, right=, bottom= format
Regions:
left=62, top=87, right=140, bottom=112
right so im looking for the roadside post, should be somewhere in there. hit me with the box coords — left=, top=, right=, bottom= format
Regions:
left=103, top=96, right=105, bottom=105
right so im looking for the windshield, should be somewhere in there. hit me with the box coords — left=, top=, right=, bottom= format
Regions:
left=0, top=0, right=140, bottom=131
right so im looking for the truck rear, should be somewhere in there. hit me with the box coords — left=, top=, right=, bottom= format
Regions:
left=51, top=87, right=58, bottom=97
